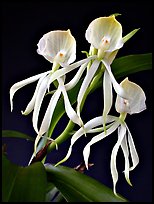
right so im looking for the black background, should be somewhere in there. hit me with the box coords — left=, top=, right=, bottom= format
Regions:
left=2, top=0, right=152, bottom=202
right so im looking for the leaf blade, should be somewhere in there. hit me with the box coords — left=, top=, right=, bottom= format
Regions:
left=2, top=130, right=34, bottom=141
left=45, top=164, right=128, bottom=202
left=2, top=154, right=47, bottom=202
left=112, top=53, right=152, bottom=78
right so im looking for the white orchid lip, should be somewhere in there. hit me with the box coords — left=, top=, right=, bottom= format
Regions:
left=37, top=29, right=76, bottom=65
left=115, top=77, right=146, bottom=114
left=85, top=15, right=124, bottom=60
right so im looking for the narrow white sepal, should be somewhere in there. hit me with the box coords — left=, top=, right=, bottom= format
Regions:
left=83, top=121, right=119, bottom=169
left=120, top=126, right=132, bottom=186
left=47, top=56, right=96, bottom=91
left=77, top=59, right=100, bottom=117
left=103, top=70, right=113, bottom=128
left=110, top=124, right=126, bottom=196
left=40, top=89, right=61, bottom=135
left=65, top=62, right=88, bottom=91
left=55, top=115, right=116, bottom=166
left=32, top=76, right=50, bottom=133
left=102, top=59, right=128, bottom=99
left=125, top=123, right=139, bottom=171
left=21, top=73, right=48, bottom=115
left=58, top=77, right=82, bottom=126
left=10, top=70, right=51, bottom=112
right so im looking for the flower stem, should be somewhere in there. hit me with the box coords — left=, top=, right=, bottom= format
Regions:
left=119, top=112, right=127, bottom=123
left=47, top=120, right=74, bottom=152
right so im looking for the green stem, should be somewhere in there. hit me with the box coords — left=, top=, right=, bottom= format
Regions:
left=47, top=120, right=74, bottom=152
left=119, top=112, right=127, bottom=123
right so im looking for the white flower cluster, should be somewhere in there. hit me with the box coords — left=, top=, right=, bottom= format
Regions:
left=10, top=15, right=146, bottom=196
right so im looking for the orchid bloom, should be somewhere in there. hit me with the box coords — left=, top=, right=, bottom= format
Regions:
left=10, top=30, right=94, bottom=153
left=56, top=77, right=146, bottom=197
left=76, top=15, right=139, bottom=126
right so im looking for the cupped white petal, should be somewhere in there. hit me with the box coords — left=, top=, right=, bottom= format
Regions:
left=83, top=121, right=119, bottom=169
left=102, top=59, right=128, bottom=99
left=85, top=16, right=123, bottom=53
left=77, top=59, right=100, bottom=117
left=37, top=30, right=76, bottom=65
left=34, top=88, right=62, bottom=153
left=21, top=72, right=49, bottom=115
left=103, top=70, right=113, bottom=129
left=110, top=124, right=126, bottom=196
left=47, top=56, right=95, bottom=91
left=58, top=77, right=82, bottom=126
left=10, top=71, right=51, bottom=112
left=32, top=76, right=50, bottom=133
left=120, top=126, right=132, bottom=186
left=125, top=123, right=139, bottom=171
left=115, top=77, right=146, bottom=114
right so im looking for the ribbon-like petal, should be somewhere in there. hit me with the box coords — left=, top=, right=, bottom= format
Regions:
left=102, top=59, right=128, bottom=99
left=110, top=124, right=126, bottom=196
left=65, top=62, right=89, bottom=90
left=32, top=75, right=50, bottom=133
left=55, top=115, right=117, bottom=166
left=102, top=70, right=113, bottom=129
left=47, top=56, right=96, bottom=91
left=58, top=77, right=82, bottom=126
left=120, top=126, right=132, bottom=186
left=77, top=59, right=100, bottom=117
left=34, top=88, right=62, bottom=153
left=83, top=121, right=119, bottom=169
left=125, top=123, right=139, bottom=171
left=10, top=70, right=50, bottom=112
left=21, top=72, right=49, bottom=115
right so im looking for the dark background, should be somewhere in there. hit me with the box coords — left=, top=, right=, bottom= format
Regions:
left=2, top=0, right=152, bottom=202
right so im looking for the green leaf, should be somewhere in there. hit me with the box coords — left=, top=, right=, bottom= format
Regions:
left=2, top=154, right=47, bottom=202
left=2, top=130, right=34, bottom=141
left=45, top=164, right=128, bottom=202
left=112, top=53, right=152, bottom=78
left=45, top=183, right=66, bottom=202
left=45, top=182, right=57, bottom=202
left=123, top=28, right=140, bottom=43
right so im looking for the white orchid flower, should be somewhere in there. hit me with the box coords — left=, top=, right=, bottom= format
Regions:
left=56, top=77, right=146, bottom=197
left=76, top=15, right=139, bottom=126
left=10, top=30, right=94, bottom=153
